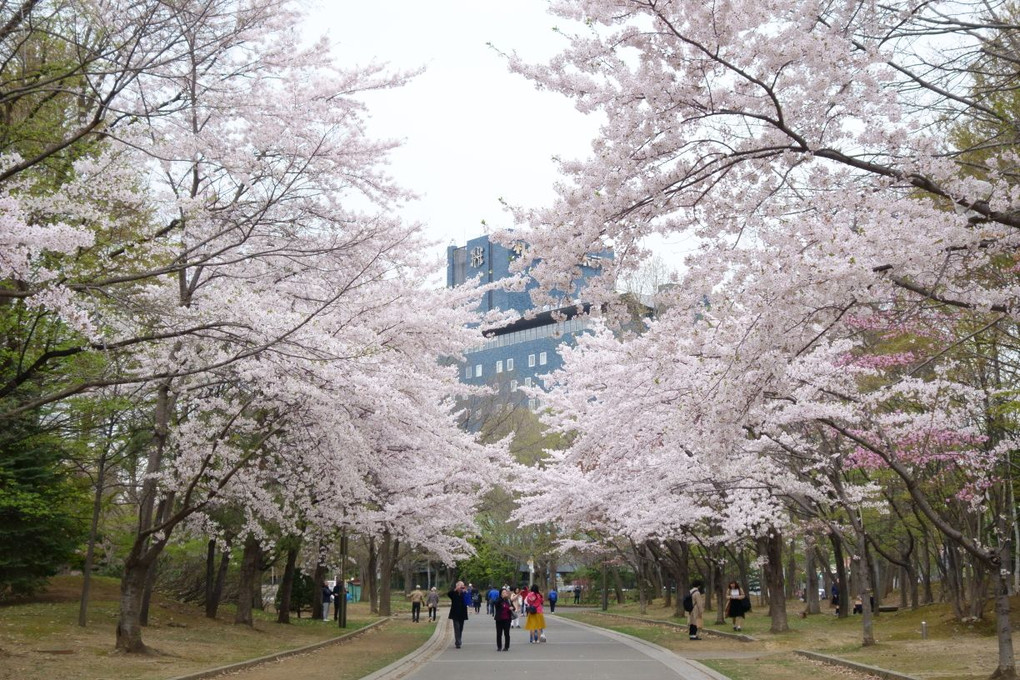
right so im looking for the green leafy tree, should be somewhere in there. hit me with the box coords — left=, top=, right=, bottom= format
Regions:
left=0, top=415, right=88, bottom=598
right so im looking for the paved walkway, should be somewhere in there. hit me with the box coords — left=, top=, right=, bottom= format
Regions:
left=392, top=613, right=729, bottom=680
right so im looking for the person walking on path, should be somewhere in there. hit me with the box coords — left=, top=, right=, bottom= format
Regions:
left=493, top=587, right=515, bottom=651
left=524, top=584, right=546, bottom=643
left=573, top=585, right=581, bottom=604
left=471, top=585, right=482, bottom=614
left=510, top=587, right=523, bottom=628
left=426, top=586, right=440, bottom=622
left=448, top=581, right=469, bottom=649
left=409, top=585, right=425, bottom=623
left=547, top=588, right=558, bottom=612
left=724, top=580, right=748, bottom=631
left=687, top=580, right=705, bottom=640
left=486, top=585, right=500, bottom=616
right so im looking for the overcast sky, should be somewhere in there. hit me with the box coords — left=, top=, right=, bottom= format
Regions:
left=309, top=1, right=598, bottom=268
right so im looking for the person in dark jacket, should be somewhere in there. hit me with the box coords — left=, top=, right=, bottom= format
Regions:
left=493, top=587, right=515, bottom=651
left=448, top=581, right=469, bottom=649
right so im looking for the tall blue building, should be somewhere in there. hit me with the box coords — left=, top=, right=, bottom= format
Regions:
left=448, top=235, right=606, bottom=423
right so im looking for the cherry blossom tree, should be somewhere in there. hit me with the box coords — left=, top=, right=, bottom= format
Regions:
left=505, top=1, right=1020, bottom=675
left=1, top=0, right=506, bottom=653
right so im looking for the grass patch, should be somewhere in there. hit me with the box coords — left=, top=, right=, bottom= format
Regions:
left=563, top=596, right=1019, bottom=680
left=0, top=575, right=419, bottom=680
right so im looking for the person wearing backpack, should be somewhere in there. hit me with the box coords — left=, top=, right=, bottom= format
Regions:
left=486, top=585, right=500, bottom=616
left=686, top=580, right=705, bottom=640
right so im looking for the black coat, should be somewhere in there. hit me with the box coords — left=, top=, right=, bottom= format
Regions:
left=493, top=598, right=514, bottom=622
left=448, top=588, right=469, bottom=621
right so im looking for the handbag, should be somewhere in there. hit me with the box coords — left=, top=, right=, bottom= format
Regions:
left=526, top=604, right=537, bottom=614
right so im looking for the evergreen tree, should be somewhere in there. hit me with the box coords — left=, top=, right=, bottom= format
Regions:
left=0, top=415, right=88, bottom=598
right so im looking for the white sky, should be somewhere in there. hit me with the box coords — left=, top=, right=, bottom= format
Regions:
left=309, top=1, right=599, bottom=269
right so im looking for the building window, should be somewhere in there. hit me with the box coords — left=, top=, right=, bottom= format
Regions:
left=528, top=353, right=536, bottom=368
left=465, top=366, right=471, bottom=379
left=510, top=380, right=518, bottom=391
left=539, top=351, right=547, bottom=366
left=475, top=364, right=482, bottom=378
left=525, top=377, right=533, bottom=388
left=528, top=398, right=538, bottom=410
left=507, top=358, right=514, bottom=371
left=496, top=360, right=503, bottom=374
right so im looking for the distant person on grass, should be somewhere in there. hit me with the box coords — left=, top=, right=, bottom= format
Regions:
left=321, top=584, right=332, bottom=622
left=724, top=580, right=748, bottom=631
left=687, top=580, right=705, bottom=640
left=448, top=581, right=470, bottom=649
left=409, top=585, right=425, bottom=623
left=332, top=581, right=345, bottom=621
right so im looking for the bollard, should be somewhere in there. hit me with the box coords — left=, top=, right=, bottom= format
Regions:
left=921, top=621, right=928, bottom=639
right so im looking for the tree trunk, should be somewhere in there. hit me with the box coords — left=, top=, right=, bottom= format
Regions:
left=759, top=533, right=789, bottom=633
left=666, top=540, right=690, bottom=618
left=116, top=554, right=155, bottom=653
left=946, top=542, right=965, bottom=620
left=831, top=532, right=849, bottom=619
left=636, top=545, right=647, bottom=615
left=713, top=559, right=725, bottom=624
left=204, top=539, right=216, bottom=617
left=920, top=530, right=934, bottom=605
left=208, top=548, right=230, bottom=619
left=993, top=560, right=1018, bottom=679
left=313, top=562, right=327, bottom=620
left=78, top=448, right=108, bottom=627
left=277, top=545, right=299, bottom=624
left=900, top=564, right=909, bottom=610
left=857, top=531, right=876, bottom=646
left=235, top=535, right=260, bottom=626
left=805, top=541, right=820, bottom=615
left=379, top=531, right=394, bottom=617
left=867, top=543, right=881, bottom=618
left=115, top=380, right=174, bottom=652
left=366, top=537, right=378, bottom=613
left=612, top=567, right=625, bottom=604
left=785, top=537, right=798, bottom=600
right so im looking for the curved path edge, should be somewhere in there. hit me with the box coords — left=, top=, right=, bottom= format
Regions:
left=360, top=619, right=451, bottom=680
left=166, top=618, right=390, bottom=680
left=794, top=649, right=920, bottom=680
left=558, top=614, right=730, bottom=680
